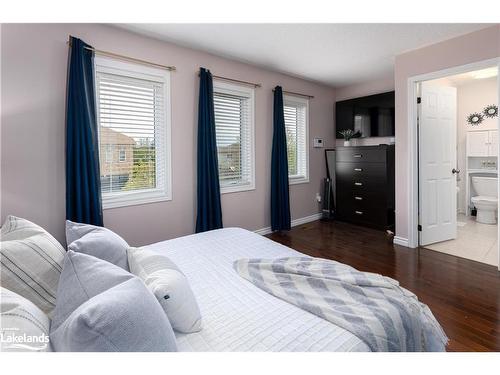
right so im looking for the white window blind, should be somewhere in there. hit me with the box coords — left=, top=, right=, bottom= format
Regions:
left=213, top=81, right=255, bottom=193
left=94, top=56, right=171, bottom=208
left=284, top=95, right=309, bottom=183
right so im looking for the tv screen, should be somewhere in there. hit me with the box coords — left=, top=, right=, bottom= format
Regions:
left=335, top=91, right=395, bottom=138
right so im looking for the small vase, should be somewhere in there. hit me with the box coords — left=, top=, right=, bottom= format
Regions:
left=343, top=140, right=351, bottom=147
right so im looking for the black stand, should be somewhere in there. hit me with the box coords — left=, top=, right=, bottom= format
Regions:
left=322, top=149, right=336, bottom=221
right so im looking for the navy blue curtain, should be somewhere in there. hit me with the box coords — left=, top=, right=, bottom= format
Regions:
left=271, top=86, right=291, bottom=231
left=195, top=68, right=223, bottom=233
left=66, top=36, right=103, bottom=226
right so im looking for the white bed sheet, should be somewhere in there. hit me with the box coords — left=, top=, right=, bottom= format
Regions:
left=144, top=227, right=369, bottom=352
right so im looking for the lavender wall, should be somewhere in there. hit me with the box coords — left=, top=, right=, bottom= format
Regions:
left=335, top=75, right=395, bottom=102
left=1, top=24, right=336, bottom=245
left=394, top=25, right=500, bottom=242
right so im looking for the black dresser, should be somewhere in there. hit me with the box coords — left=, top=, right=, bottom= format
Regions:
left=335, top=145, right=395, bottom=231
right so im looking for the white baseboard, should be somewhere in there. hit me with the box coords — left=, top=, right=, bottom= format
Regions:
left=254, top=212, right=322, bottom=236
left=393, top=236, right=409, bottom=247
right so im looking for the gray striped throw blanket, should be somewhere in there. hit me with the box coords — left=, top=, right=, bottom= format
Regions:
left=234, top=257, right=448, bottom=352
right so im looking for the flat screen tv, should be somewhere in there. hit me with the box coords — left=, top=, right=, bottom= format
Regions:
left=335, top=91, right=395, bottom=138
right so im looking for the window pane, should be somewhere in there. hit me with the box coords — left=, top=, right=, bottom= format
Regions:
left=214, top=93, right=243, bottom=185
left=284, top=105, right=298, bottom=176
left=97, top=73, right=161, bottom=194
left=284, top=97, right=308, bottom=181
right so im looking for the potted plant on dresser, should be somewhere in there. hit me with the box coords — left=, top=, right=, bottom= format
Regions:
left=338, top=129, right=359, bottom=146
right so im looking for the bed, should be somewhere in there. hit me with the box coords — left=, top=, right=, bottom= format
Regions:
left=144, top=227, right=370, bottom=352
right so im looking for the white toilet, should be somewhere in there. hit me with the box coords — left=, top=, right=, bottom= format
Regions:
left=471, top=176, right=498, bottom=224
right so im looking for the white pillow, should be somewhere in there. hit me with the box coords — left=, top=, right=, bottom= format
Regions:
left=0, top=216, right=65, bottom=317
left=127, top=247, right=202, bottom=333
left=1, top=287, right=51, bottom=352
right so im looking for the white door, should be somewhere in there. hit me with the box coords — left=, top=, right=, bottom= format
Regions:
left=467, top=131, right=489, bottom=157
left=488, top=130, right=498, bottom=156
left=419, top=83, right=458, bottom=246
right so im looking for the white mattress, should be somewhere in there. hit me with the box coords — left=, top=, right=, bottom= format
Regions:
left=144, top=227, right=369, bottom=352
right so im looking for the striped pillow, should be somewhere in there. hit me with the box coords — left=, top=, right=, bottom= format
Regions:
left=1, top=287, right=51, bottom=352
left=0, top=216, right=65, bottom=317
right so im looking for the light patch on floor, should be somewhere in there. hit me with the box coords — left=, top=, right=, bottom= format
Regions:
left=424, top=214, right=498, bottom=266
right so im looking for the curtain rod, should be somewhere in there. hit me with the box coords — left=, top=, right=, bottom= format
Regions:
left=273, top=89, right=314, bottom=99
left=67, top=39, right=176, bottom=71
left=198, top=71, right=261, bottom=88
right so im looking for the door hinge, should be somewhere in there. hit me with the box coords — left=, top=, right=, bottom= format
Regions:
left=417, top=97, right=421, bottom=104
left=417, top=224, right=422, bottom=232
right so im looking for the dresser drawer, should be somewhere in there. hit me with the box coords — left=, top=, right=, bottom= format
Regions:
left=336, top=199, right=389, bottom=228
left=336, top=162, right=387, bottom=192
left=336, top=148, right=387, bottom=163
left=336, top=190, right=387, bottom=208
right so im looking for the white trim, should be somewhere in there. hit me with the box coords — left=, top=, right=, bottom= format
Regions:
left=219, top=183, right=256, bottom=195
left=213, top=80, right=256, bottom=195
left=254, top=227, right=273, bottom=235
left=102, top=189, right=171, bottom=210
left=94, top=55, right=172, bottom=210
left=406, top=57, right=500, bottom=255
left=393, top=236, right=409, bottom=247
left=289, top=176, right=310, bottom=185
left=254, top=213, right=322, bottom=235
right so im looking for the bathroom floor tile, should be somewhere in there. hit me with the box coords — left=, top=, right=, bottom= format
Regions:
left=482, top=241, right=499, bottom=267
left=424, top=214, right=497, bottom=266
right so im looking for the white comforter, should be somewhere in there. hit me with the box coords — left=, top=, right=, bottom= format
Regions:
left=144, top=227, right=369, bottom=352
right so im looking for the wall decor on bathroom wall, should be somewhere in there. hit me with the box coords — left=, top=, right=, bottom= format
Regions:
left=483, top=104, right=498, bottom=118
left=467, top=112, right=484, bottom=125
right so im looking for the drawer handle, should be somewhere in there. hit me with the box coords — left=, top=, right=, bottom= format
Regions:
left=354, top=196, right=363, bottom=200
left=354, top=168, right=363, bottom=172
left=355, top=211, right=363, bottom=215
left=354, top=182, right=363, bottom=186
left=353, top=154, right=363, bottom=158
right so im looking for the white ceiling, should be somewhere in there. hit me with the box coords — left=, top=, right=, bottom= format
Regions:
left=116, top=24, right=491, bottom=88
left=430, top=67, right=498, bottom=87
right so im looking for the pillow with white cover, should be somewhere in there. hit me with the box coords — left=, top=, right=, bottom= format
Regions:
left=127, top=247, right=203, bottom=333
left=0, top=215, right=65, bottom=317
left=50, top=251, right=178, bottom=352
left=66, top=220, right=129, bottom=271
left=0, top=287, right=51, bottom=352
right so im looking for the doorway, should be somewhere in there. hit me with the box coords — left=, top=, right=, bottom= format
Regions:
left=413, top=63, right=499, bottom=267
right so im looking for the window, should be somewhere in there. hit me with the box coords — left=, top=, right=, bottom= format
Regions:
left=94, top=56, right=171, bottom=209
left=118, top=146, right=126, bottom=162
left=105, top=144, right=113, bottom=163
left=213, top=81, right=255, bottom=193
left=284, top=95, right=309, bottom=184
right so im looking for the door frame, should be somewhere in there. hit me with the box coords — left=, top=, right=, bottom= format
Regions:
left=406, top=57, right=500, bottom=270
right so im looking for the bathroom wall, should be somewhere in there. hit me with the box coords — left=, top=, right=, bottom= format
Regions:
left=456, top=77, right=498, bottom=213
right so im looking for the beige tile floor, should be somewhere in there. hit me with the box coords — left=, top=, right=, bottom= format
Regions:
left=424, top=214, right=498, bottom=266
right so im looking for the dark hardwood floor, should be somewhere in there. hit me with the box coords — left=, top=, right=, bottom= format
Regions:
left=266, top=219, right=500, bottom=352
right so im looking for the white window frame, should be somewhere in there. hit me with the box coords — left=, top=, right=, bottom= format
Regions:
left=213, top=80, right=256, bottom=194
left=94, top=56, right=172, bottom=209
left=284, top=94, right=309, bottom=185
